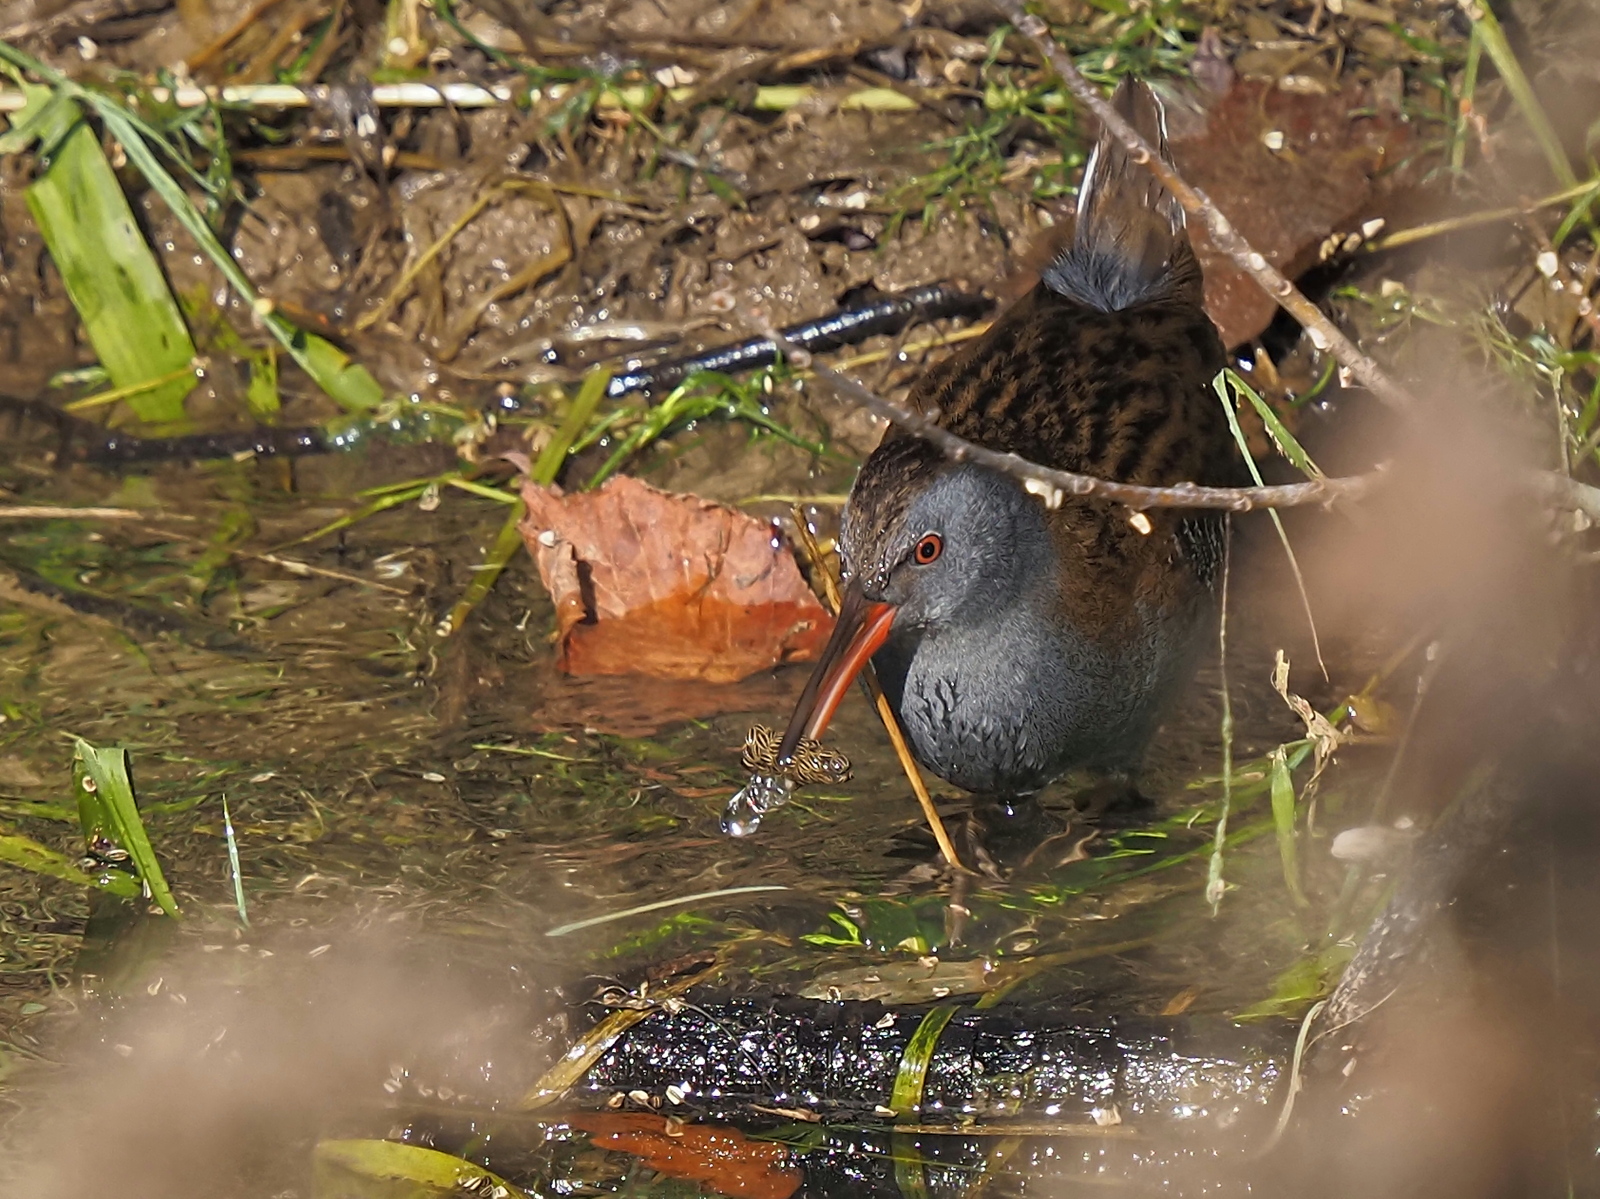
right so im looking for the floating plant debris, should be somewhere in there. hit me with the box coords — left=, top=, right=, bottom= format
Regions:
left=722, top=723, right=851, bottom=837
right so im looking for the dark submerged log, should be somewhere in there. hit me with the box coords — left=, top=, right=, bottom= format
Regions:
left=578, top=997, right=1290, bottom=1134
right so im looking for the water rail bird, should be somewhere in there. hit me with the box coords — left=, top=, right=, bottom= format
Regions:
left=774, top=79, right=1242, bottom=810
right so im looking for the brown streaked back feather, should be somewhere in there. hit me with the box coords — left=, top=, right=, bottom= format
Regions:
left=896, top=283, right=1233, bottom=491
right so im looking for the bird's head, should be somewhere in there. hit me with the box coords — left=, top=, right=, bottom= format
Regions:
left=775, top=439, right=1053, bottom=762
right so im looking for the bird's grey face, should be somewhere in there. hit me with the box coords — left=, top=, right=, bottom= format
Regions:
left=774, top=462, right=1051, bottom=764
left=841, top=464, right=1046, bottom=631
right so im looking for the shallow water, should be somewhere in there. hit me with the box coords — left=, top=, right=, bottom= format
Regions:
left=0, top=433, right=1374, bottom=1196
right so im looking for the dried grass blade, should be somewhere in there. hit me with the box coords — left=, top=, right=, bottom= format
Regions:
left=517, top=959, right=722, bottom=1110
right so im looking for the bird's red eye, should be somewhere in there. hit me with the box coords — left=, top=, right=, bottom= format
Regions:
left=914, top=533, right=943, bottom=565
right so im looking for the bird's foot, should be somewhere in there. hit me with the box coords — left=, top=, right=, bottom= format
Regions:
left=1071, top=774, right=1155, bottom=826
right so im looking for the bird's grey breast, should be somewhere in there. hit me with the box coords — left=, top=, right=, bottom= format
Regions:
left=883, top=598, right=1195, bottom=795
left=887, top=606, right=1094, bottom=794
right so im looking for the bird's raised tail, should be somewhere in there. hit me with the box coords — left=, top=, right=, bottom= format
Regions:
left=1041, top=78, right=1202, bottom=313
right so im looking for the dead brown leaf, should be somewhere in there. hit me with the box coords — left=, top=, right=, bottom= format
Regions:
left=519, top=475, right=832, bottom=684
left=1169, top=78, right=1414, bottom=347
left=1272, top=649, right=1343, bottom=787
left=523, top=668, right=812, bottom=737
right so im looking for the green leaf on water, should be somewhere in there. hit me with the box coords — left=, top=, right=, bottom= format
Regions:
left=287, top=324, right=385, bottom=411
left=0, top=827, right=136, bottom=895
left=73, top=739, right=179, bottom=917
left=12, top=85, right=197, bottom=423
left=245, top=346, right=281, bottom=420
left=1269, top=745, right=1309, bottom=909
left=313, top=1139, right=528, bottom=1199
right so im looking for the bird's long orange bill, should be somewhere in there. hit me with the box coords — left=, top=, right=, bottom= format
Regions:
left=776, top=585, right=897, bottom=764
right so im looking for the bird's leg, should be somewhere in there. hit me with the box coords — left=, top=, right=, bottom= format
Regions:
left=959, top=792, right=1070, bottom=878
left=1072, top=771, right=1156, bottom=825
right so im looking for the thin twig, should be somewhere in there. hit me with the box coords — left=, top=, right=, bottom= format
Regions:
left=993, top=0, right=1415, bottom=413
left=753, top=317, right=1379, bottom=511
left=789, top=506, right=965, bottom=872
left=0, top=80, right=920, bottom=115
left=250, top=551, right=411, bottom=596
left=0, top=505, right=180, bottom=520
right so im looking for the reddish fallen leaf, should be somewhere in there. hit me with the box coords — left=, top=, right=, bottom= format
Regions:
left=570, top=1112, right=801, bottom=1199
left=1009, top=78, right=1414, bottom=349
left=1171, top=78, right=1414, bottom=347
left=519, top=476, right=832, bottom=684
left=523, top=668, right=812, bottom=737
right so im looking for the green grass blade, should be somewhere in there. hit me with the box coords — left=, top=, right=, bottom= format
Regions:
left=15, top=87, right=196, bottom=423
left=430, top=371, right=612, bottom=639
left=290, top=323, right=384, bottom=411
left=532, top=366, right=613, bottom=485
left=73, top=739, right=179, bottom=917
left=0, top=827, right=137, bottom=894
left=1215, top=371, right=1327, bottom=678
left=0, top=40, right=387, bottom=413
left=1551, top=175, right=1600, bottom=248
left=1269, top=746, right=1309, bottom=908
left=1224, top=368, right=1323, bottom=478
left=1206, top=524, right=1234, bottom=916
left=433, top=499, right=526, bottom=638
left=244, top=347, right=280, bottom=420
left=1450, top=22, right=1482, bottom=175
left=222, top=793, right=248, bottom=927
left=1462, top=0, right=1576, bottom=189
left=889, top=1002, right=960, bottom=1117
left=0, top=85, right=70, bottom=154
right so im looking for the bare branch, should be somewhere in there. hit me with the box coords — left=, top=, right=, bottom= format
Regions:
left=992, top=0, right=1416, bottom=413
left=758, top=318, right=1379, bottom=511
